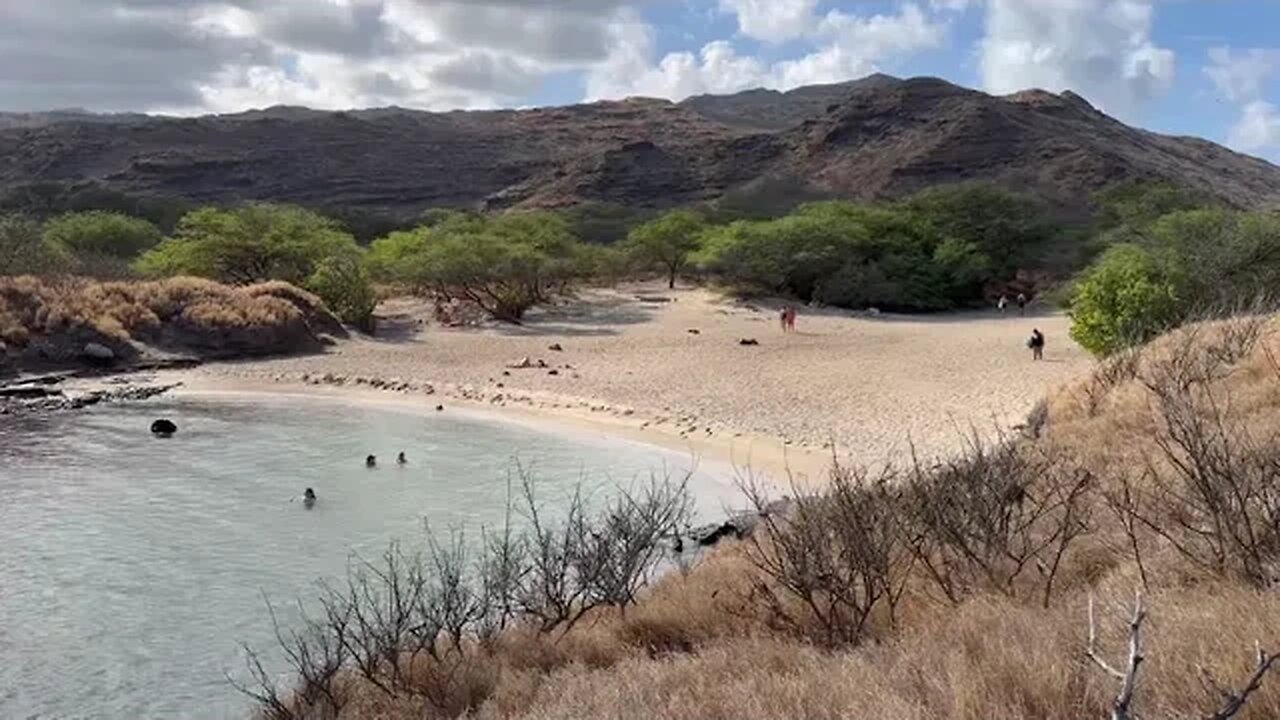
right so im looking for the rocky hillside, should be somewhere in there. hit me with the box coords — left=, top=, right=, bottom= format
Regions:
left=2, top=75, right=1278, bottom=218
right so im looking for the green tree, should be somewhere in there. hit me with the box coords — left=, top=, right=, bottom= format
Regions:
left=366, top=211, right=589, bottom=323
left=697, top=201, right=969, bottom=311
left=306, top=254, right=378, bottom=332
left=623, top=210, right=706, bottom=289
left=1068, top=244, right=1182, bottom=356
left=42, top=211, right=163, bottom=276
left=1094, top=181, right=1217, bottom=232
left=1, top=214, right=63, bottom=275
left=901, top=183, right=1054, bottom=278
left=136, top=204, right=360, bottom=285
left=366, top=227, right=433, bottom=289
left=1142, top=208, right=1280, bottom=309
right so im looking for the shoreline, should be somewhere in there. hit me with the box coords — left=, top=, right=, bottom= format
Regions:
left=164, top=373, right=833, bottom=488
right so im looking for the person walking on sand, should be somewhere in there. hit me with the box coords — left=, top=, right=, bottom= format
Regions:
left=1028, top=328, right=1045, bottom=361
left=997, top=294, right=1008, bottom=314
left=1017, top=292, right=1028, bottom=316
left=785, top=306, right=797, bottom=333
left=779, top=307, right=789, bottom=333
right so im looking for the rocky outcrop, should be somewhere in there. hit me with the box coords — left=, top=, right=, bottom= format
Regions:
left=2, top=75, right=1278, bottom=217
left=0, top=380, right=181, bottom=415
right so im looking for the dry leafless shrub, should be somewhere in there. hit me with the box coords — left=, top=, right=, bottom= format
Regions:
left=1112, top=379, right=1280, bottom=587
left=1079, top=347, right=1142, bottom=418
left=1087, top=321, right=1280, bottom=589
left=901, top=435, right=1094, bottom=607
left=236, top=470, right=692, bottom=718
left=230, top=594, right=352, bottom=720
left=512, top=471, right=691, bottom=634
left=740, top=465, right=914, bottom=646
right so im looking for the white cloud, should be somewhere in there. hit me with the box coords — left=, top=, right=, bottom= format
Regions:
left=587, top=2, right=947, bottom=102
left=1204, top=47, right=1280, bottom=158
left=776, top=3, right=946, bottom=88
left=716, top=0, right=820, bottom=43
left=977, top=0, right=1175, bottom=120
left=0, top=0, right=634, bottom=113
left=1205, top=47, right=1280, bottom=103
left=1230, top=101, right=1280, bottom=152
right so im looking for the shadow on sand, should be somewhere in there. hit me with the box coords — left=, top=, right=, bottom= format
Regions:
left=485, top=293, right=662, bottom=338
left=362, top=291, right=665, bottom=341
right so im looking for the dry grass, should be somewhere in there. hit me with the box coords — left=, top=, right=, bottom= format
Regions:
left=0, top=275, right=339, bottom=364
left=250, top=312, right=1280, bottom=720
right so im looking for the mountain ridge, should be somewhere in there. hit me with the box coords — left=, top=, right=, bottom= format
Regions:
left=1, top=74, right=1277, bottom=219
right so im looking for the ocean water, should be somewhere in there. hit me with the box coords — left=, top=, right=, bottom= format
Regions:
left=0, top=393, right=739, bottom=719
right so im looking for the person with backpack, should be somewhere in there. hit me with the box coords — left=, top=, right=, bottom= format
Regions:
left=1028, top=328, right=1045, bottom=361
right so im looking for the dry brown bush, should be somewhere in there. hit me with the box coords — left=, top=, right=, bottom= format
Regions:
left=0, top=275, right=341, bottom=365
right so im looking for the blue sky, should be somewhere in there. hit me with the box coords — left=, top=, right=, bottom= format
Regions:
left=1, top=1, right=1278, bottom=161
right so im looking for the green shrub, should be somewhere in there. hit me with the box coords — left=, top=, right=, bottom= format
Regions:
left=43, top=211, right=162, bottom=259
left=1068, top=244, right=1181, bottom=356
left=306, top=255, right=377, bottom=332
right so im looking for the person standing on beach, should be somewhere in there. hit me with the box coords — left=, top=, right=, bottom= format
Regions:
left=785, top=306, right=797, bottom=333
left=1017, top=292, right=1028, bottom=316
left=997, top=295, right=1008, bottom=314
left=779, top=307, right=789, bottom=333
left=1028, top=328, right=1045, bottom=361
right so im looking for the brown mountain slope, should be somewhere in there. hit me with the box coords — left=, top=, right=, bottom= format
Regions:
left=1, top=75, right=1277, bottom=218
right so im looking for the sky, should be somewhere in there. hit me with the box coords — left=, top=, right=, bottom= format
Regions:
left=1, top=0, right=1279, bottom=161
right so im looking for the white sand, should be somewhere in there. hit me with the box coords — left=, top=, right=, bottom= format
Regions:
left=165, top=283, right=1093, bottom=482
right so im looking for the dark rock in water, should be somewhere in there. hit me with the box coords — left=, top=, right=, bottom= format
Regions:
left=694, top=522, right=744, bottom=547
left=150, top=419, right=177, bottom=436
left=435, top=404, right=444, bottom=412
left=690, top=499, right=794, bottom=548
left=548, top=369, right=560, bottom=376
left=738, top=338, right=760, bottom=346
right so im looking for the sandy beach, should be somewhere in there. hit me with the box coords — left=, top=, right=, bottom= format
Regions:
left=163, top=283, right=1093, bottom=482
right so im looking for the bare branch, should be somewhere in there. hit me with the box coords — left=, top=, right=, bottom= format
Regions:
left=1200, top=643, right=1280, bottom=720
left=1085, top=592, right=1146, bottom=720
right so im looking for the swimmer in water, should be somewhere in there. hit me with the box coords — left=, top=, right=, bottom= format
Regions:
left=366, top=454, right=377, bottom=468
left=303, top=488, right=316, bottom=507
left=397, top=451, right=407, bottom=465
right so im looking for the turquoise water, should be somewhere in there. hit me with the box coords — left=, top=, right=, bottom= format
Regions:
left=0, top=393, right=738, bottom=719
